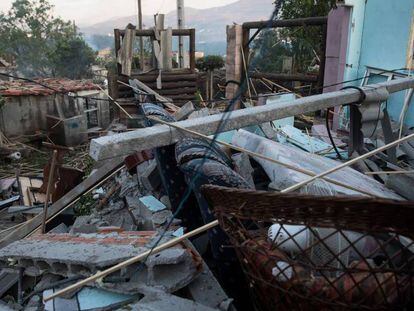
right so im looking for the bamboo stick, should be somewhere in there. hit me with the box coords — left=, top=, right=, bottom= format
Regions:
left=147, top=116, right=374, bottom=197
left=43, top=220, right=219, bottom=302
left=281, top=133, right=414, bottom=193
left=41, top=150, right=58, bottom=234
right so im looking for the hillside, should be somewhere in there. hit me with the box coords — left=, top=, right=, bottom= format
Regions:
left=81, top=0, right=275, bottom=55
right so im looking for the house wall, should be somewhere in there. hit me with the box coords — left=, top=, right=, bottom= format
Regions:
left=342, top=0, right=366, bottom=82
left=0, top=90, right=109, bottom=140
left=357, top=1, right=414, bottom=78
left=328, top=0, right=414, bottom=128
left=0, top=95, right=56, bottom=138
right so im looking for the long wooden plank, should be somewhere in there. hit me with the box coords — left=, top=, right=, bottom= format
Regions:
left=0, top=158, right=124, bottom=248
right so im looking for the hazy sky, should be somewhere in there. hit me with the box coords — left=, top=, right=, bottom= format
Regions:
left=0, top=0, right=239, bottom=26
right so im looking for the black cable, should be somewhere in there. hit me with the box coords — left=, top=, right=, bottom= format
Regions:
left=137, top=0, right=287, bottom=271
left=325, top=109, right=343, bottom=160
left=325, top=86, right=366, bottom=160
left=368, top=101, right=384, bottom=139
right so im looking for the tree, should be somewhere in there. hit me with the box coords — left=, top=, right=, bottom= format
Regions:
left=196, top=55, right=224, bottom=100
left=0, top=0, right=96, bottom=78
left=250, top=30, right=292, bottom=73
left=251, top=0, right=336, bottom=74
left=279, top=0, right=336, bottom=73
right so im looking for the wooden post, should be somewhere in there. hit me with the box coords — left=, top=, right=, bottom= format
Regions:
left=241, top=27, right=250, bottom=82
left=177, top=0, right=185, bottom=68
left=189, top=28, right=196, bottom=71
left=114, top=29, right=122, bottom=75
left=41, top=150, right=58, bottom=234
left=137, top=0, right=144, bottom=71
left=317, top=24, right=327, bottom=91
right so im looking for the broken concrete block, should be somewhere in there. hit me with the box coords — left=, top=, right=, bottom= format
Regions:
left=43, top=287, right=137, bottom=311
left=160, top=195, right=171, bottom=209
left=99, top=247, right=202, bottom=295
left=188, top=108, right=210, bottom=120
left=69, top=216, right=98, bottom=234
left=134, top=196, right=173, bottom=228
left=138, top=160, right=161, bottom=192
left=232, top=153, right=255, bottom=188
left=173, top=101, right=195, bottom=121
left=49, top=223, right=69, bottom=234
left=119, top=178, right=140, bottom=198
left=151, top=210, right=173, bottom=225
left=0, top=231, right=157, bottom=277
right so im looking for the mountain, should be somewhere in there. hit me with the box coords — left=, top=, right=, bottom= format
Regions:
left=81, top=0, right=275, bottom=55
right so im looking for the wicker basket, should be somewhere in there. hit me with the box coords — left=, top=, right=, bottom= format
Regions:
left=202, top=185, right=414, bottom=310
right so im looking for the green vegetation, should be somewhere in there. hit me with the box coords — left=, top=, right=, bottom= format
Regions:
left=196, top=55, right=225, bottom=72
left=0, top=0, right=96, bottom=78
left=251, top=0, right=336, bottom=74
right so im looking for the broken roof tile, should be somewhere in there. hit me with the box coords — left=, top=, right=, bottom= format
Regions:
left=0, top=78, right=99, bottom=96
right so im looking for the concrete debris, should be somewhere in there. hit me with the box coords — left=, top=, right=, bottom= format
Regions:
left=0, top=232, right=157, bottom=277
left=69, top=216, right=99, bottom=234
left=137, top=160, right=161, bottom=192
left=232, top=153, right=255, bottom=188
left=120, top=292, right=219, bottom=311
left=173, top=101, right=195, bottom=121
left=159, top=195, right=172, bottom=209
left=43, top=287, right=137, bottom=311
left=188, top=108, right=210, bottom=119
left=49, top=223, right=69, bottom=234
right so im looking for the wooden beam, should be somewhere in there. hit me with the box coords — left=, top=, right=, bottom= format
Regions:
left=189, top=28, right=196, bottom=71
left=118, top=28, right=194, bottom=37
left=243, top=16, right=328, bottom=30
left=250, top=72, right=318, bottom=83
left=129, top=73, right=198, bottom=83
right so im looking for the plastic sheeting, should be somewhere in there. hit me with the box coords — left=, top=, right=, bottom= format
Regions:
left=232, top=130, right=402, bottom=199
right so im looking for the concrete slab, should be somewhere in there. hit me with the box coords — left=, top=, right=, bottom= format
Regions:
left=0, top=232, right=157, bottom=277
left=173, top=101, right=195, bottom=121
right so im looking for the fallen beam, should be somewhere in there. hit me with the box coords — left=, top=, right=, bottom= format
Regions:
left=89, top=77, right=414, bottom=161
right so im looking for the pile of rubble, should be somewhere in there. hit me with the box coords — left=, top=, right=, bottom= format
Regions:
left=1, top=77, right=414, bottom=310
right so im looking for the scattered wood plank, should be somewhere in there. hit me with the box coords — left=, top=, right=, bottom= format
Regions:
left=0, top=158, right=124, bottom=248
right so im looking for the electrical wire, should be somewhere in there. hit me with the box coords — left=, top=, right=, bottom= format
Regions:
left=0, top=67, right=407, bottom=106
left=137, top=0, right=287, bottom=271
left=325, top=109, right=343, bottom=160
